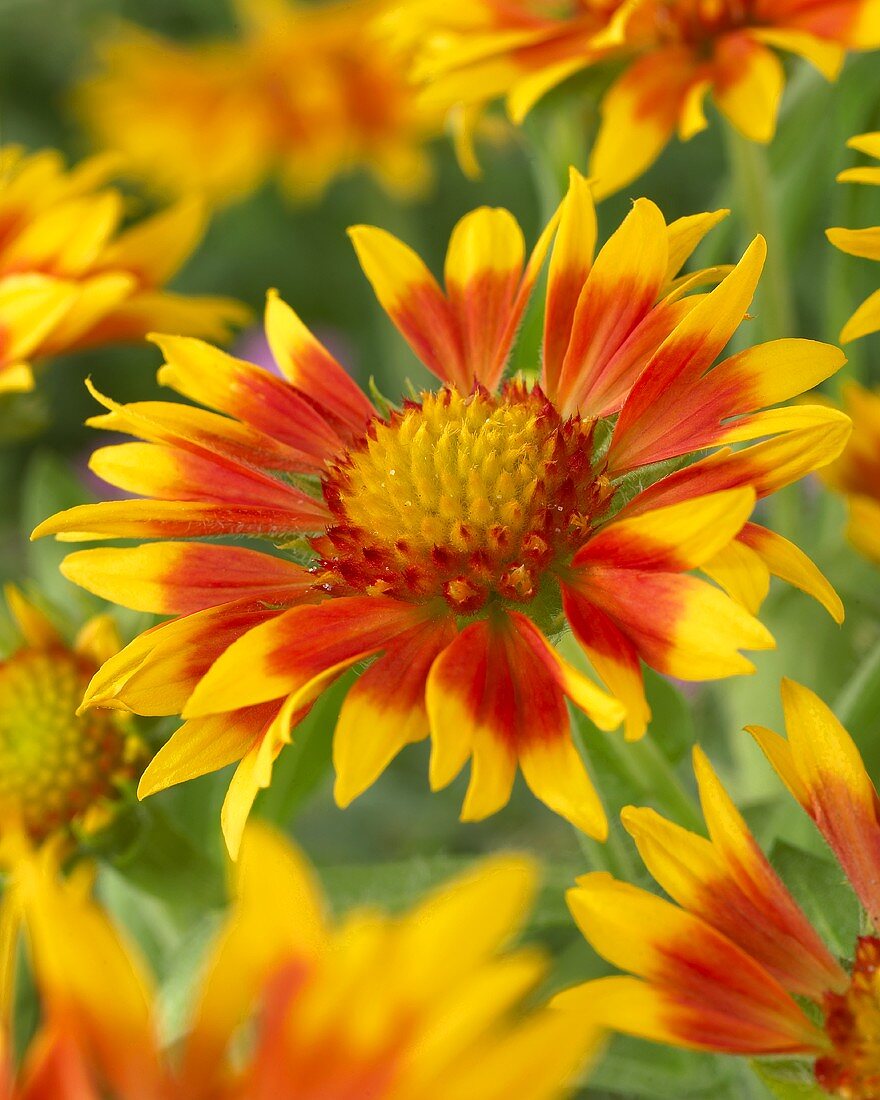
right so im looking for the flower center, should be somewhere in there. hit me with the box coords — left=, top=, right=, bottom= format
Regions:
left=317, top=384, right=606, bottom=613
left=816, top=937, right=880, bottom=1099
left=653, top=0, right=752, bottom=47
left=0, top=649, right=139, bottom=841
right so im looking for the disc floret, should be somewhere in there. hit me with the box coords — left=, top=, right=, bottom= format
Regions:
left=817, top=937, right=880, bottom=1098
left=316, top=383, right=607, bottom=613
left=0, top=596, right=143, bottom=842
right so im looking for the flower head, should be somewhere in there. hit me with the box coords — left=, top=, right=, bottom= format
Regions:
left=77, top=0, right=442, bottom=208
left=0, top=146, right=248, bottom=395
left=35, top=173, right=850, bottom=855
left=827, top=132, right=880, bottom=343
left=0, top=585, right=143, bottom=841
left=389, top=0, right=880, bottom=196
left=821, top=382, right=880, bottom=565
left=3, top=823, right=599, bottom=1099
left=553, top=679, right=880, bottom=1097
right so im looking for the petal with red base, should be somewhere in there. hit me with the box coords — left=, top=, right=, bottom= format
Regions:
left=560, top=873, right=824, bottom=1054
left=60, top=543, right=312, bottom=615
left=221, top=697, right=311, bottom=857
left=264, top=290, right=375, bottom=437
left=712, top=34, right=784, bottom=144
left=737, top=523, right=843, bottom=623
left=621, top=749, right=846, bottom=1000
left=152, top=334, right=342, bottom=460
left=542, top=168, right=597, bottom=399
left=607, top=237, right=766, bottom=473
left=81, top=599, right=291, bottom=716
left=88, top=440, right=316, bottom=510
left=85, top=385, right=320, bottom=473
left=574, top=489, right=755, bottom=573
left=574, top=292, right=708, bottom=419
left=348, top=225, right=466, bottom=389
left=426, top=615, right=610, bottom=837
left=555, top=198, right=668, bottom=417
left=620, top=412, right=852, bottom=516
left=444, top=207, right=525, bottom=390
left=568, top=567, right=774, bottom=681
left=553, top=973, right=821, bottom=1055
left=748, top=679, right=880, bottom=930
left=183, top=596, right=435, bottom=717
left=562, top=585, right=650, bottom=741
left=589, top=49, right=698, bottom=201
left=664, top=210, right=730, bottom=285
left=138, top=701, right=281, bottom=799
left=32, top=498, right=327, bottom=542
left=333, top=617, right=457, bottom=808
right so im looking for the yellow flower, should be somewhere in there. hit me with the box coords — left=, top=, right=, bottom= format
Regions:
left=76, top=0, right=442, bottom=208
left=0, top=585, right=143, bottom=842
left=2, top=823, right=599, bottom=1098
left=821, top=382, right=880, bottom=565
left=34, top=174, right=850, bottom=856
left=553, top=679, right=880, bottom=1099
left=827, top=132, right=880, bottom=343
left=387, top=0, right=880, bottom=196
left=0, top=146, right=248, bottom=395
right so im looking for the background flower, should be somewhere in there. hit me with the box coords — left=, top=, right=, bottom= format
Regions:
left=75, top=0, right=444, bottom=209
left=553, top=679, right=880, bottom=1098
left=2, top=822, right=599, bottom=1099
left=388, top=0, right=880, bottom=198
left=0, top=146, right=248, bottom=397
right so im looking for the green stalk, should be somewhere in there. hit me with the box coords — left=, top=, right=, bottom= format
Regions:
left=836, top=638, right=880, bottom=739
left=724, top=125, right=796, bottom=344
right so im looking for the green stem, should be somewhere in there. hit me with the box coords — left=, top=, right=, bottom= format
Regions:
left=625, top=733, right=704, bottom=832
left=827, top=638, right=880, bottom=739
left=724, top=125, right=795, bottom=344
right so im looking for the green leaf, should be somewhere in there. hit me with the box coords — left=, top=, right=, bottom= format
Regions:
left=21, top=449, right=93, bottom=615
left=317, top=854, right=581, bottom=927
left=642, top=669, right=696, bottom=766
left=585, top=1036, right=771, bottom=1099
left=751, top=1058, right=827, bottom=1099
left=769, top=840, right=860, bottom=958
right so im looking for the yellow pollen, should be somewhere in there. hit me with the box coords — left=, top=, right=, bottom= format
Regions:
left=0, top=648, right=140, bottom=841
left=816, top=937, right=880, bottom=1099
left=319, top=385, right=604, bottom=612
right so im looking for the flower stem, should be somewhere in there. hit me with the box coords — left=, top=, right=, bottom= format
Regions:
left=836, top=633, right=880, bottom=743
left=724, top=124, right=796, bottom=344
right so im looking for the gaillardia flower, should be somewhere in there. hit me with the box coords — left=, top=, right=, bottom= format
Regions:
left=827, top=132, right=880, bottom=343
left=553, top=679, right=880, bottom=1098
left=0, top=146, right=247, bottom=395
left=389, top=0, right=880, bottom=196
left=821, top=382, right=880, bottom=565
left=77, top=0, right=441, bottom=208
left=0, top=585, right=142, bottom=841
left=35, top=173, right=849, bottom=855
left=3, top=823, right=598, bottom=1098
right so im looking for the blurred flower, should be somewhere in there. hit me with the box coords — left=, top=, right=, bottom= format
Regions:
left=0, top=585, right=143, bottom=842
left=75, top=26, right=271, bottom=208
left=0, top=146, right=249, bottom=395
left=821, top=382, right=880, bottom=564
left=553, top=679, right=880, bottom=1099
left=35, top=173, right=849, bottom=855
left=827, top=131, right=880, bottom=343
left=76, top=0, right=443, bottom=208
left=0, top=822, right=598, bottom=1098
left=387, top=0, right=880, bottom=197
